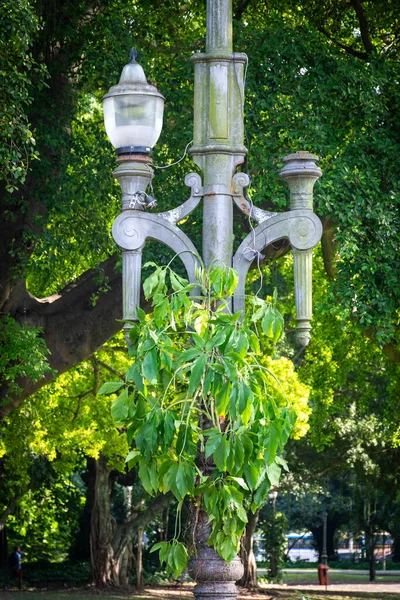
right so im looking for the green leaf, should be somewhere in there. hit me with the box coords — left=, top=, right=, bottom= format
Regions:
left=176, top=462, right=190, bottom=499
left=136, top=307, right=146, bottom=323
left=209, top=266, right=224, bottom=297
left=275, top=455, right=289, bottom=471
left=183, top=461, right=195, bottom=495
left=111, top=388, right=129, bottom=423
left=192, top=333, right=206, bottom=349
left=205, top=434, right=221, bottom=459
left=261, top=306, right=275, bottom=338
left=162, top=412, right=175, bottom=448
left=125, top=449, right=140, bottom=463
left=249, top=332, right=260, bottom=354
left=205, top=328, right=227, bottom=351
left=172, top=542, right=188, bottom=578
left=178, top=348, right=202, bottom=363
left=139, top=461, right=155, bottom=495
left=241, top=433, right=254, bottom=460
left=253, top=478, right=271, bottom=509
left=142, top=348, right=158, bottom=384
left=126, top=363, right=144, bottom=392
left=219, top=535, right=237, bottom=563
left=150, top=542, right=164, bottom=553
left=194, top=311, right=208, bottom=336
left=225, top=268, right=239, bottom=297
left=229, top=476, right=249, bottom=490
left=262, top=306, right=284, bottom=343
left=229, top=384, right=238, bottom=419
left=136, top=418, right=158, bottom=460
left=166, top=463, right=180, bottom=500
left=234, top=438, right=245, bottom=467
left=244, top=463, right=259, bottom=490
left=223, top=357, right=238, bottom=381
left=203, top=368, right=215, bottom=398
left=264, top=425, right=280, bottom=464
left=150, top=541, right=170, bottom=566
left=236, top=505, right=248, bottom=523
left=216, top=380, right=231, bottom=417
left=266, top=462, right=282, bottom=487
left=214, top=436, right=229, bottom=472
left=188, top=354, right=207, bottom=396
left=238, top=381, right=253, bottom=425
left=98, top=381, right=124, bottom=395
left=170, top=270, right=189, bottom=291
left=128, top=325, right=140, bottom=345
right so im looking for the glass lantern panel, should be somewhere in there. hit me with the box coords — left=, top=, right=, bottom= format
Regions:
left=103, top=93, right=164, bottom=150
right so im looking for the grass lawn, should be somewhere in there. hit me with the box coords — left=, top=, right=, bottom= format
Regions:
left=1, top=585, right=400, bottom=600
left=280, top=571, right=400, bottom=585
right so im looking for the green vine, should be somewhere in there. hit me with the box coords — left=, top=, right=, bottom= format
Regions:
left=100, top=263, right=296, bottom=576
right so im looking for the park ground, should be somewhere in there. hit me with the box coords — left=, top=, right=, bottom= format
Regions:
left=2, top=573, right=400, bottom=600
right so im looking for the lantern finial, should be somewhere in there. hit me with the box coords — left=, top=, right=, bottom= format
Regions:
left=130, top=47, right=138, bottom=63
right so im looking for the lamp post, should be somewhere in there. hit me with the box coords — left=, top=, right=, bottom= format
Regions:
left=322, top=511, right=328, bottom=565
left=268, top=491, right=279, bottom=580
left=103, top=1, right=322, bottom=598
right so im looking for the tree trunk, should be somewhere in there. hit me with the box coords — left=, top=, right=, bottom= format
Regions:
left=366, top=529, right=376, bottom=582
left=69, top=457, right=96, bottom=562
left=117, top=543, right=133, bottom=587
left=238, top=510, right=259, bottom=589
left=391, top=533, right=400, bottom=562
left=90, top=456, right=173, bottom=587
left=90, top=456, right=115, bottom=587
left=136, top=528, right=144, bottom=590
left=0, top=527, right=8, bottom=569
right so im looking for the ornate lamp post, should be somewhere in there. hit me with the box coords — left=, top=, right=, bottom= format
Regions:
left=322, top=511, right=328, bottom=565
left=103, top=1, right=322, bottom=598
left=268, top=490, right=279, bottom=579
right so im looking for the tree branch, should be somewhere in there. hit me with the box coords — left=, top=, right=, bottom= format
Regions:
left=382, top=339, right=400, bottom=365
left=71, top=357, right=100, bottom=422
left=112, top=493, right=173, bottom=562
left=350, top=0, right=376, bottom=55
left=234, top=0, right=252, bottom=21
left=0, top=255, right=124, bottom=418
left=96, top=358, right=125, bottom=380
left=318, top=26, right=369, bottom=59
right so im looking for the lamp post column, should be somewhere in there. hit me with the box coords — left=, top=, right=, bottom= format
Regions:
left=189, top=0, right=247, bottom=269
left=188, top=1, right=246, bottom=598
left=322, top=511, right=328, bottom=565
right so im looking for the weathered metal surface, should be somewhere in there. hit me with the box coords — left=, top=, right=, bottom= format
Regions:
left=293, top=249, right=313, bottom=347
left=233, top=210, right=322, bottom=316
left=188, top=510, right=244, bottom=600
left=122, top=250, right=142, bottom=340
left=232, top=173, right=278, bottom=223
left=279, top=151, right=322, bottom=210
left=113, top=158, right=154, bottom=210
left=112, top=209, right=200, bottom=285
left=159, top=173, right=203, bottom=224
left=279, top=152, right=322, bottom=344
left=112, top=163, right=202, bottom=337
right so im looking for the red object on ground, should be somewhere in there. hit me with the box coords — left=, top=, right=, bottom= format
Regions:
left=318, top=564, right=330, bottom=585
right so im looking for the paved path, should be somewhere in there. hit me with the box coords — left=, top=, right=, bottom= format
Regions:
left=255, top=569, right=400, bottom=594
left=258, top=581, right=400, bottom=594
left=258, top=568, right=400, bottom=576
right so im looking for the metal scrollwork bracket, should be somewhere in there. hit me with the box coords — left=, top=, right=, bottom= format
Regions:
left=232, top=172, right=277, bottom=224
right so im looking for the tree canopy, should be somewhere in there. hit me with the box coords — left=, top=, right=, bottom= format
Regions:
left=1, top=0, right=399, bottom=418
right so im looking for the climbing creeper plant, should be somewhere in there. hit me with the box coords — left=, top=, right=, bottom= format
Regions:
left=99, top=262, right=296, bottom=577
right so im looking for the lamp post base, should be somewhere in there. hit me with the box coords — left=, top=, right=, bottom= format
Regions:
left=188, top=510, right=244, bottom=600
